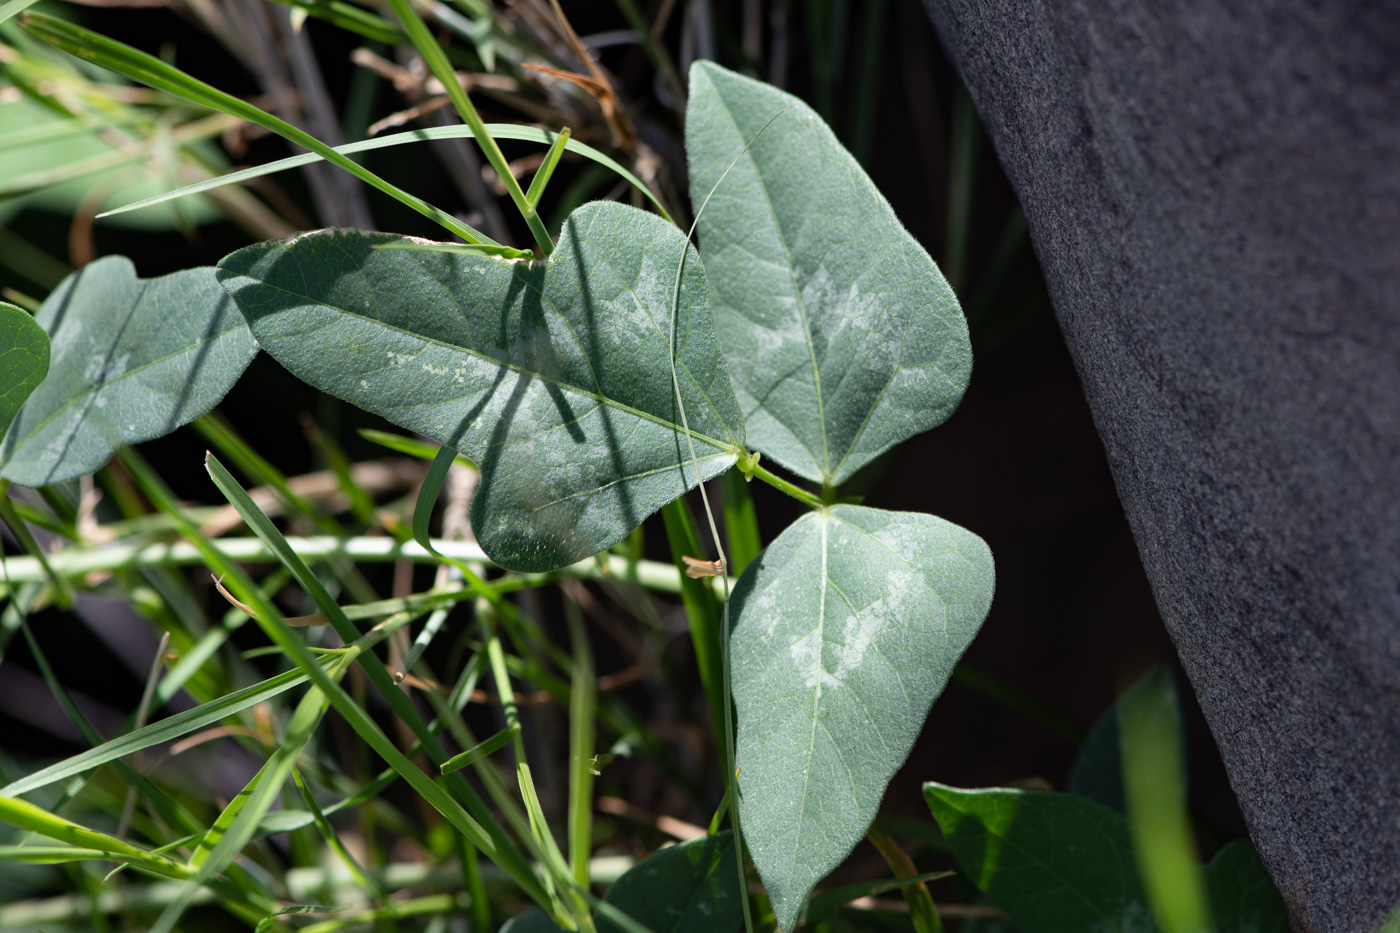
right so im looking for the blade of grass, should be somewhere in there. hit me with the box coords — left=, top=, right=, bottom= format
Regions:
left=660, top=500, right=728, bottom=777
left=867, top=826, right=943, bottom=933
left=525, top=126, right=570, bottom=209
left=564, top=593, right=595, bottom=888
left=98, top=124, right=669, bottom=223
left=290, top=766, right=388, bottom=904
left=439, top=724, right=518, bottom=775
left=0, top=797, right=192, bottom=878
left=19, top=12, right=491, bottom=245
left=1119, top=669, right=1211, bottom=933
left=0, top=482, right=73, bottom=608
left=196, top=451, right=551, bottom=909
left=719, top=469, right=761, bottom=576
left=0, top=0, right=41, bottom=26
left=381, top=0, right=551, bottom=253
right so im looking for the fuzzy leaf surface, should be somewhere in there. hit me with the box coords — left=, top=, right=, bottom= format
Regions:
left=687, top=61, right=970, bottom=486
left=924, top=784, right=1152, bottom=933
left=0, top=258, right=255, bottom=485
left=0, top=302, right=49, bottom=441
left=217, top=202, right=744, bottom=571
left=732, top=505, right=993, bottom=931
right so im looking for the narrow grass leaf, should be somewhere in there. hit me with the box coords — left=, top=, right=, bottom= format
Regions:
left=98, top=124, right=667, bottom=222
left=0, top=258, right=256, bottom=485
left=202, top=453, right=551, bottom=908
left=731, top=505, right=993, bottom=931
left=0, top=796, right=192, bottom=878
left=1119, top=668, right=1211, bottom=933
left=217, top=202, right=745, bottom=572
left=0, top=667, right=306, bottom=798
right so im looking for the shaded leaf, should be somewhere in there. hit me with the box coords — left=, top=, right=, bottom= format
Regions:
left=500, top=833, right=742, bottom=933
left=217, top=201, right=745, bottom=571
left=687, top=61, right=970, bottom=487
left=1066, top=703, right=1125, bottom=813
left=599, top=831, right=742, bottom=933
left=1204, top=841, right=1289, bottom=933
left=731, top=505, right=993, bottom=931
left=923, top=783, right=1153, bottom=933
left=0, top=257, right=257, bottom=485
left=0, top=302, right=49, bottom=440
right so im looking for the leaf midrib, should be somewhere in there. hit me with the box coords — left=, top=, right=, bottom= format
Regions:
left=706, top=75, right=831, bottom=479
left=238, top=273, right=740, bottom=457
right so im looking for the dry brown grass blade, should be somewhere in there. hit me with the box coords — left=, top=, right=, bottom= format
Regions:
left=214, top=576, right=328, bottom=627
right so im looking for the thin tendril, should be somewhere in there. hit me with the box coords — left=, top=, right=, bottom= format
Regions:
left=667, top=103, right=791, bottom=933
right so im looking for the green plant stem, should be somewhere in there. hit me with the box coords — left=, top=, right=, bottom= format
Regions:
left=749, top=463, right=826, bottom=510
left=564, top=594, right=595, bottom=889
left=381, top=0, right=552, bottom=255
left=0, top=534, right=704, bottom=595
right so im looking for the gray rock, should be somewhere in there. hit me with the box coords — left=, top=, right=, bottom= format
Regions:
left=919, top=1, right=1400, bottom=929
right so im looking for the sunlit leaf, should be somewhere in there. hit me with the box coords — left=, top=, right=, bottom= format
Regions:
left=0, top=258, right=257, bottom=485
left=217, top=201, right=745, bottom=571
left=732, top=505, right=993, bottom=931
left=687, top=61, right=970, bottom=487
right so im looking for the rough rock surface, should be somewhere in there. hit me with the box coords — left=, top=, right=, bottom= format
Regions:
left=919, top=1, right=1400, bottom=929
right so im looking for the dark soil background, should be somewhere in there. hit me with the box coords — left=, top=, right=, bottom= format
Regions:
left=0, top=0, right=1248, bottom=911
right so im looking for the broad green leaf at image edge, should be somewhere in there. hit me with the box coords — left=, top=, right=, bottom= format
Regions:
left=0, top=302, right=50, bottom=441
left=0, top=258, right=257, bottom=486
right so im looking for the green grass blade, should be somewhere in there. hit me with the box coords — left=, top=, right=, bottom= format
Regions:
left=440, top=725, right=519, bottom=775
left=200, top=452, right=551, bottom=908
left=0, top=484, right=73, bottom=607
left=97, top=125, right=669, bottom=223
left=0, top=796, right=192, bottom=878
left=380, top=0, right=550, bottom=253
left=0, top=670, right=305, bottom=797
left=720, top=469, right=761, bottom=576
left=18, top=12, right=491, bottom=244
left=525, top=127, right=571, bottom=208
left=659, top=500, right=729, bottom=777
left=0, top=0, right=41, bottom=26
left=358, top=428, right=478, bottom=466
left=290, top=765, right=387, bottom=902
left=565, top=595, right=595, bottom=888
left=1119, top=668, right=1212, bottom=933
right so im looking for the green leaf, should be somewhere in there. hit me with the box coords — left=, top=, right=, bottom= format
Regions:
left=217, top=201, right=745, bottom=572
left=731, top=505, right=993, bottom=931
left=686, top=61, right=971, bottom=487
left=923, top=783, right=1153, bottom=933
left=0, top=257, right=257, bottom=486
left=1066, top=703, right=1125, bottom=813
left=500, top=833, right=743, bottom=933
left=1204, top=841, right=1288, bottom=933
left=0, top=302, right=49, bottom=441
left=597, top=831, right=742, bottom=933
